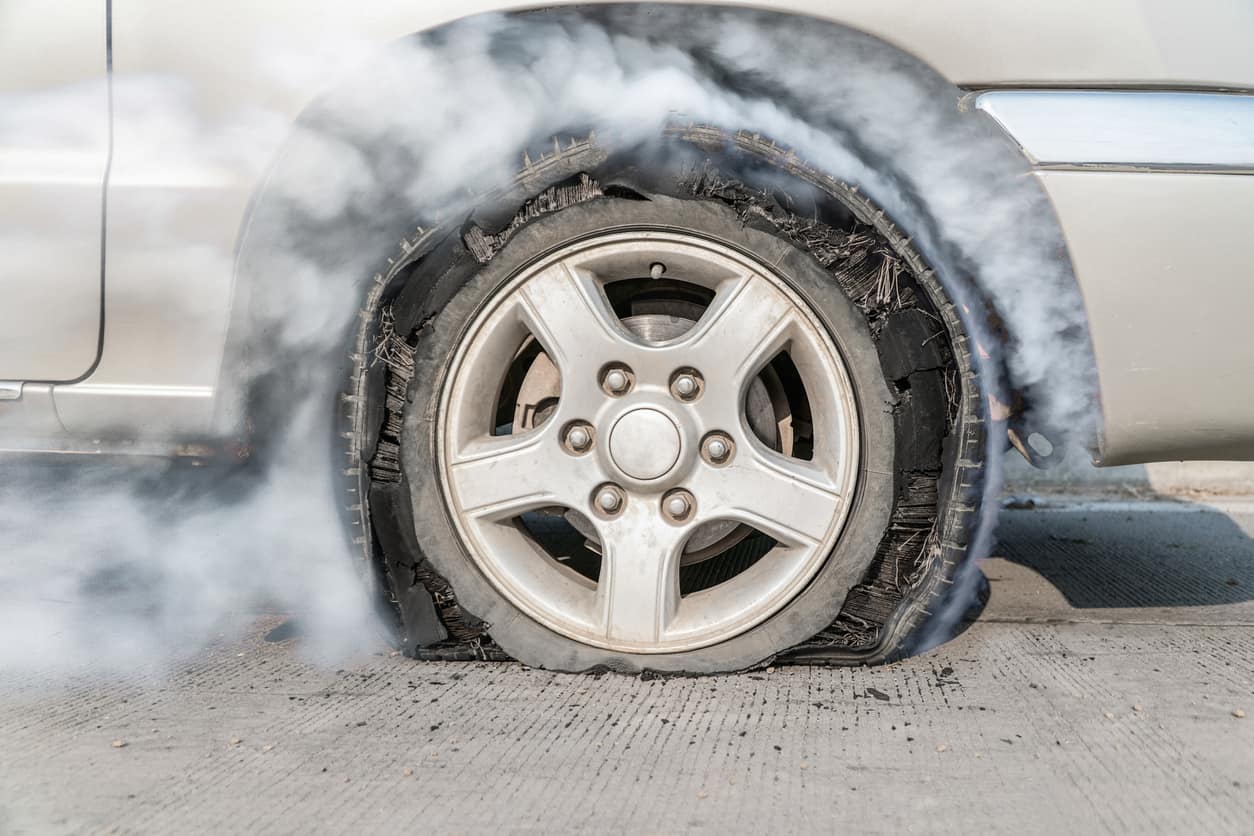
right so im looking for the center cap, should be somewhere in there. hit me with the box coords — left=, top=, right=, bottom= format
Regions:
left=608, top=408, right=682, bottom=480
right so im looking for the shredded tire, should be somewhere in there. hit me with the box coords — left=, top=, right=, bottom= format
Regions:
left=339, top=128, right=986, bottom=670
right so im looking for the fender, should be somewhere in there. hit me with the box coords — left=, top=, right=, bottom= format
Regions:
left=220, top=6, right=1095, bottom=450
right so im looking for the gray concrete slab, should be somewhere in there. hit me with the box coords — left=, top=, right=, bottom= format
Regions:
left=2, top=500, right=1253, bottom=835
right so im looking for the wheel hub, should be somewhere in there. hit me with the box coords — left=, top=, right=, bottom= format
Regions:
left=607, top=407, right=682, bottom=481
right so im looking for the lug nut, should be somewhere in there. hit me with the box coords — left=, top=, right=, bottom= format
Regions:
left=702, top=433, right=734, bottom=465
left=563, top=423, right=593, bottom=454
left=662, top=490, right=695, bottom=523
left=602, top=367, right=632, bottom=396
left=669, top=368, right=704, bottom=402
left=596, top=488, right=623, bottom=514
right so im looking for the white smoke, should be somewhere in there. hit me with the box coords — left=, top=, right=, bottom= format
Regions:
left=0, top=7, right=1094, bottom=675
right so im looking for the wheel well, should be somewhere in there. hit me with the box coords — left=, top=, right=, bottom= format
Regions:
left=223, top=6, right=1091, bottom=450
left=217, top=6, right=1094, bottom=657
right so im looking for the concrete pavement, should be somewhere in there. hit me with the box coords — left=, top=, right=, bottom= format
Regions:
left=2, top=497, right=1253, bottom=834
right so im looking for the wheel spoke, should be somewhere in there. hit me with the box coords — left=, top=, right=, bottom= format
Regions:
left=680, top=272, right=800, bottom=387
left=445, top=431, right=583, bottom=522
left=515, top=260, right=631, bottom=386
left=692, top=445, right=844, bottom=548
left=596, top=505, right=687, bottom=644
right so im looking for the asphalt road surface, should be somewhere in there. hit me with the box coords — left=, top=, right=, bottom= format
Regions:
left=3, top=497, right=1253, bottom=834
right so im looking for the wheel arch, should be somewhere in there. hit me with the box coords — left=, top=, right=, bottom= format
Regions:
left=218, top=6, right=1098, bottom=661
left=220, top=5, right=1095, bottom=451
left=213, top=13, right=1095, bottom=661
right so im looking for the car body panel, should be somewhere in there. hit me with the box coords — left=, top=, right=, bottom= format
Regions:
left=1036, top=170, right=1254, bottom=464
left=107, top=0, right=1254, bottom=93
left=0, top=1, right=107, bottom=382
left=2, top=1, right=1254, bottom=464
left=976, top=90, right=1254, bottom=462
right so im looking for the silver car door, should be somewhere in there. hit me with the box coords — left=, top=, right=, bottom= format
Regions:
left=0, top=1, right=108, bottom=382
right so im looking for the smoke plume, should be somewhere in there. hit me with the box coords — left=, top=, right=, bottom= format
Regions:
left=0, top=6, right=1094, bottom=676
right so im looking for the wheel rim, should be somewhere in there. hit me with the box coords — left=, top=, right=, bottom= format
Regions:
left=437, top=230, right=861, bottom=653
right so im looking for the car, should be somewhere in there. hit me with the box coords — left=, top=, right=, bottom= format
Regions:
left=3, top=1, right=1253, bottom=674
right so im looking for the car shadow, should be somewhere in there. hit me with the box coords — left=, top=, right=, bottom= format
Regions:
left=912, top=479, right=1254, bottom=660
left=994, top=495, right=1253, bottom=611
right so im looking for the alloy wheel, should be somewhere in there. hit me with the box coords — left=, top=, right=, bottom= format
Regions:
left=437, top=231, right=861, bottom=653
